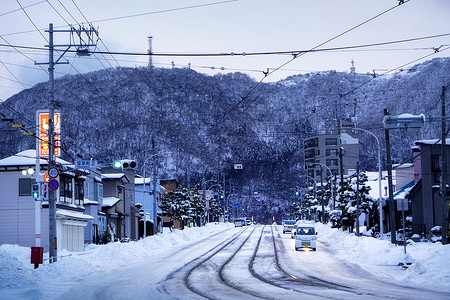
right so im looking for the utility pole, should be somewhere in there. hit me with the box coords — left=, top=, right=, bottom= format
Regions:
left=47, top=23, right=57, bottom=263
left=36, top=23, right=97, bottom=263
left=320, top=166, right=324, bottom=224
left=151, top=119, right=158, bottom=235
left=202, top=176, right=206, bottom=225
left=384, top=109, right=397, bottom=244
left=356, top=162, right=360, bottom=236
left=337, top=119, right=345, bottom=197
left=339, top=147, right=345, bottom=195
left=223, top=172, right=226, bottom=222
left=441, top=85, right=449, bottom=244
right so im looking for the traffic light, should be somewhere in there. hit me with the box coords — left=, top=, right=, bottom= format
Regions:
left=113, top=160, right=122, bottom=169
left=113, top=159, right=137, bottom=170
left=32, top=184, right=39, bottom=200
left=41, top=183, right=48, bottom=201
left=220, top=192, right=224, bottom=200
left=295, top=187, right=299, bottom=196
left=122, top=159, right=137, bottom=169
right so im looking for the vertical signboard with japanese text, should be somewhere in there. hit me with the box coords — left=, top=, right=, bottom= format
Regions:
left=37, top=110, right=61, bottom=157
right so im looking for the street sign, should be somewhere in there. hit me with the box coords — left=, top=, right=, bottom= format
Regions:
left=76, top=160, right=98, bottom=169
left=234, top=164, right=243, bottom=170
left=397, top=198, right=408, bottom=211
left=233, top=203, right=240, bottom=208
left=48, top=179, right=59, bottom=191
left=47, top=167, right=59, bottom=178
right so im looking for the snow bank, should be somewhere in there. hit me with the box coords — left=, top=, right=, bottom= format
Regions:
left=0, top=223, right=233, bottom=294
left=316, top=223, right=450, bottom=291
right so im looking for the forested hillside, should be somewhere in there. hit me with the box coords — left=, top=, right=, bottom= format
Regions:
left=1, top=57, right=449, bottom=222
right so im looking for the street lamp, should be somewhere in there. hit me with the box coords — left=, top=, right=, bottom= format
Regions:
left=342, top=126, right=384, bottom=239
left=142, top=154, right=159, bottom=237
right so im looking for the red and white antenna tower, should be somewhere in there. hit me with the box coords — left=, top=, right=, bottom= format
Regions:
left=147, top=34, right=153, bottom=67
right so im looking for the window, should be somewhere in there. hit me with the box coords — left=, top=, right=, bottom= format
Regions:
left=75, top=180, right=84, bottom=205
left=431, top=155, right=441, bottom=184
left=84, top=181, right=89, bottom=199
left=98, top=183, right=103, bottom=198
left=60, top=176, right=73, bottom=199
left=326, top=159, right=339, bottom=167
left=304, top=138, right=318, bottom=148
left=326, top=149, right=338, bottom=156
left=325, top=138, right=338, bottom=146
left=19, top=178, right=35, bottom=196
left=305, top=149, right=315, bottom=159
left=118, top=187, right=124, bottom=200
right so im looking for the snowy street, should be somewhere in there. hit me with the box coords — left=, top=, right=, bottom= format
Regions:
left=2, top=222, right=450, bottom=300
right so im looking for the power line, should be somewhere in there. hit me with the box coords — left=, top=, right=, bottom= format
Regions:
left=0, top=0, right=239, bottom=37
left=1, top=32, right=448, bottom=57
left=15, top=0, right=48, bottom=42
left=212, top=0, right=413, bottom=126
left=0, top=0, right=47, bottom=18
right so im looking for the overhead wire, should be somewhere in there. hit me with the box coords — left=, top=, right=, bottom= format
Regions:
left=15, top=0, right=49, bottom=42
left=0, top=0, right=47, bottom=18
left=212, top=0, right=414, bottom=126
left=0, top=0, right=239, bottom=37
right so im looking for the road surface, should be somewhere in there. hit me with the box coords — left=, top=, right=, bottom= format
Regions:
left=51, top=225, right=449, bottom=299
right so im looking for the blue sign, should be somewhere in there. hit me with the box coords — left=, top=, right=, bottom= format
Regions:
left=233, top=203, right=240, bottom=208
left=48, top=179, right=59, bottom=191
left=75, top=160, right=98, bottom=169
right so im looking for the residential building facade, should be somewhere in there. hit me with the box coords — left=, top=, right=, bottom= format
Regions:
left=0, top=150, right=92, bottom=252
left=303, top=123, right=359, bottom=182
left=409, top=139, right=450, bottom=237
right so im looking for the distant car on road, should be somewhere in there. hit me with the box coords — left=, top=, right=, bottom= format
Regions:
left=282, top=220, right=296, bottom=233
left=295, top=224, right=317, bottom=251
left=234, top=218, right=245, bottom=227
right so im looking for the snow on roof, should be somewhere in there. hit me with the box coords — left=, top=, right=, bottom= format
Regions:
left=415, top=138, right=450, bottom=145
left=56, top=209, right=93, bottom=221
left=83, top=198, right=98, bottom=205
left=393, top=163, right=414, bottom=169
left=0, top=149, right=72, bottom=167
left=102, top=197, right=121, bottom=207
left=102, top=173, right=127, bottom=180
left=134, top=177, right=152, bottom=185
left=340, top=132, right=358, bottom=145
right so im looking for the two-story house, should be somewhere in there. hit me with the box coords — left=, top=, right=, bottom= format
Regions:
left=408, top=139, right=450, bottom=238
left=0, top=150, right=93, bottom=252
left=80, top=166, right=105, bottom=244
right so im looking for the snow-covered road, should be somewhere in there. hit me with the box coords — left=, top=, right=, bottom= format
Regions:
left=2, top=223, right=450, bottom=299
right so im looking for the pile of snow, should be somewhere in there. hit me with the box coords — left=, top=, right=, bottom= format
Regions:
left=0, top=223, right=233, bottom=296
left=316, top=223, right=450, bottom=291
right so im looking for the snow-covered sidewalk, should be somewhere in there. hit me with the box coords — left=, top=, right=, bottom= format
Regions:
left=315, top=222, right=450, bottom=292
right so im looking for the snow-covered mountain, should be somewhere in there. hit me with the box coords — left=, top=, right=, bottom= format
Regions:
left=1, top=57, right=449, bottom=222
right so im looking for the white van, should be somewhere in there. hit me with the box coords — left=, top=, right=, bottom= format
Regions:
left=282, top=220, right=296, bottom=233
left=295, top=224, right=317, bottom=251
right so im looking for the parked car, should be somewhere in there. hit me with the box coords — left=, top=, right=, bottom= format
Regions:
left=234, top=218, right=245, bottom=227
left=282, top=220, right=296, bottom=233
left=295, top=224, right=317, bottom=251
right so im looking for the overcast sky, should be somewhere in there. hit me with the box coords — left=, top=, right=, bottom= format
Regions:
left=0, top=0, right=449, bottom=101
